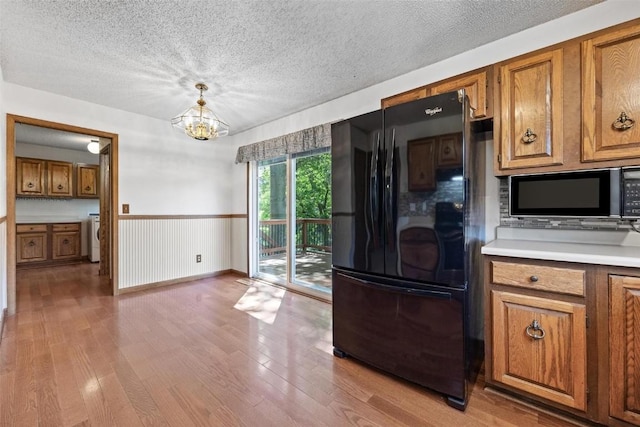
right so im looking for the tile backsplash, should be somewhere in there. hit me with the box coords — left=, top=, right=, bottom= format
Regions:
left=498, top=178, right=629, bottom=231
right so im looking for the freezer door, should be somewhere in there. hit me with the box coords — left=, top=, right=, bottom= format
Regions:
left=332, top=269, right=466, bottom=403
left=331, top=110, right=384, bottom=274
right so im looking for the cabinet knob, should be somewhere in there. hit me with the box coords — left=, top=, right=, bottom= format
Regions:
left=525, top=319, right=545, bottom=340
left=28, top=240, right=35, bottom=247
left=521, top=128, right=537, bottom=144
left=612, top=111, right=635, bottom=131
left=62, top=239, right=69, bottom=245
left=27, top=182, right=34, bottom=188
left=529, top=275, right=539, bottom=282
left=57, top=184, right=64, bottom=190
left=85, top=186, right=91, bottom=191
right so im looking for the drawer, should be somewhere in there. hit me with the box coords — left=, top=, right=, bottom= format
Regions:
left=52, top=223, right=80, bottom=232
left=17, top=224, right=47, bottom=233
left=490, top=260, right=585, bottom=296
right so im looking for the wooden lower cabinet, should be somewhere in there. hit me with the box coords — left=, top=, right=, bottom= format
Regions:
left=16, top=224, right=48, bottom=263
left=610, top=275, right=640, bottom=425
left=17, top=222, right=82, bottom=266
left=486, top=257, right=640, bottom=426
left=51, top=223, right=81, bottom=260
left=491, top=290, right=587, bottom=410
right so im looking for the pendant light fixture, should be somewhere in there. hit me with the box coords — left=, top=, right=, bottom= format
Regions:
left=87, top=139, right=100, bottom=154
left=171, top=83, right=229, bottom=141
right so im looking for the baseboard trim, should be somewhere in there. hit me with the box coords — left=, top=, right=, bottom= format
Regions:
left=117, top=270, right=238, bottom=294
left=229, top=269, right=248, bottom=277
left=0, top=308, right=7, bottom=343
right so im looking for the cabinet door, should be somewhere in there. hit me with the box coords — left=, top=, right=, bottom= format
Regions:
left=407, top=138, right=436, bottom=191
left=17, top=233, right=47, bottom=263
left=437, top=133, right=463, bottom=168
left=47, top=161, right=73, bottom=197
left=498, top=49, right=564, bottom=170
left=52, top=231, right=80, bottom=259
left=491, top=290, right=586, bottom=410
left=610, top=275, right=640, bottom=425
left=583, top=24, right=640, bottom=161
left=381, top=86, right=428, bottom=109
left=76, top=164, right=99, bottom=198
left=16, top=158, right=45, bottom=196
left=430, top=70, right=488, bottom=119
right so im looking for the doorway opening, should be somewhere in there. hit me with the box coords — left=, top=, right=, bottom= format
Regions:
left=6, top=114, right=119, bottom=315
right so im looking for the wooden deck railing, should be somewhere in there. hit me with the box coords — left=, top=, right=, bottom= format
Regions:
left=259, top=218, right=331, bottom=256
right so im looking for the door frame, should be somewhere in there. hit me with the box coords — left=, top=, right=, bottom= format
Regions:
left=6, top=114, right=120, bottom=314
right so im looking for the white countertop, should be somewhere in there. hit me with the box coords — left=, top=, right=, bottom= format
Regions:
left=16, top=216, right=85, bottom=224
left=482, top=227, right=640, bottom=268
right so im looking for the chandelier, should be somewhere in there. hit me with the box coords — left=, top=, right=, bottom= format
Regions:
left=171, top=83, right=230, bottom=141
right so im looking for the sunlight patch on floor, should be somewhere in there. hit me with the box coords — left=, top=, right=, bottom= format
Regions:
left=234, top=280, right=285, bottom=325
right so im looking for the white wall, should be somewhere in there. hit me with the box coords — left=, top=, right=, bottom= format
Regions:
left=2, top=81, right=239, bottom=290
left=227, top=1, right=640, bottom=263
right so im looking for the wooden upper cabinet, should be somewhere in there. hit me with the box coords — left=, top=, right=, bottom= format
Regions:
left=498, top=49, right=564, bottom=170
left=16, top=158, right=46, bottom=196
left=582, top=23, right=640, bottom=162
left=47, top=161, right=73, bottom=197
left=430, top=70, right=489, bottom=119
left=407, top=138, right=436, bottom=191
left=381, top=87, right=428, bottom=109
left=609, top=275, right=640, bottom=425
left=437, top=133, right=463, bottom=167
left=76, top=164, right=99, bottom=198
left=381, top=68, right=491, bottom=120
left=491, top=290, right=586, bottom=411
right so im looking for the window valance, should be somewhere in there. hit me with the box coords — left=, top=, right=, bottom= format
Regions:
left=235, top=123, right=331, bottom=163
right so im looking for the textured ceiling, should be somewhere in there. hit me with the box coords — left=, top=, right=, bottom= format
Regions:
left=1, top=0, right=603, bottom=140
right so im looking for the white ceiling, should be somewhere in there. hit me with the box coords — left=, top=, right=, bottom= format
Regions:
left=1, top=0, right=603, bottom=146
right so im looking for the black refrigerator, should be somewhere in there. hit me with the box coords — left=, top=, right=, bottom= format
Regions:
left=331, top=91, right=485, bottom=410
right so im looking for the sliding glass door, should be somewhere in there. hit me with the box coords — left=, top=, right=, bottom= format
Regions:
left=255, top=156, right=287, bottom=285
left=251, top=148, right=331, bottom=298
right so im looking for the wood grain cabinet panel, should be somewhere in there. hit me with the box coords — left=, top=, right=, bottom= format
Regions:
left=381, top=87, right=428, bottom=109
left=76, top=164, right=99, bottom=198
left=491, top=290, right=586, bottom=410
left=47, top=161, right=73, bottom=197
left=16, top=232, right=47, bottom=263
left=498, top=49, right=564, bottom=170
left=16, top=158, right=46, bottom=196
left=430, top=70, right=488, bottom=119
left=582, top=23, right=640, bottom=162
left=610, top=275, right=640, bottom=425
left=436, top=133, right=463, bottom=168
left=407, top=138, right=436, bottom=191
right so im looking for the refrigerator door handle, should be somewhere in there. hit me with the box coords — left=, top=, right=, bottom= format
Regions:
left=385, top=128, right=396, bottom=251
left=337, top=272, right=452, bottom=300
left=369, top=132, right=380, bottom=245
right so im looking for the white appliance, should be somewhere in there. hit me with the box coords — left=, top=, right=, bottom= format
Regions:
left=89, top=214, right=100, bottom=262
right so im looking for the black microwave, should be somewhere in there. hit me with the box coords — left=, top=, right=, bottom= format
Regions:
left=509, top=167, right=640, bottom=218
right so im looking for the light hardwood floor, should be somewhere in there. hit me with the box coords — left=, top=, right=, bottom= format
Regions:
left=0, top=263, right=585, bottom=426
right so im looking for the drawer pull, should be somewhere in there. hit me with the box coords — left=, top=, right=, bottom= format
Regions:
left=62, top=239, right=69, bottom=244
left=526, top=319, right=545, bottom=340
left=85, top=186, right=91, bottom=191
left=612, top=111, right=635, bottom=131
left=27, top=182, right=34, bottom=188
left=28, top=240, right=35, bottom=247
left=529, top=275, right=539, bottom=282
left=57, top=184, right=64, bottom=190
left=522, top=128, right=537, bottom=144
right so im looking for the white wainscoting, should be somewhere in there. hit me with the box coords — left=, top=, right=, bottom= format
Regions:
left=118, top=217, right=232, bottom=290
left=231, top=216, right=248, bottom=274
